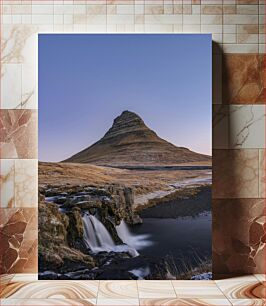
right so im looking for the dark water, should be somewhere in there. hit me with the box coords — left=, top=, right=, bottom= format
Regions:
left=130, top=212, right=212, bottom=266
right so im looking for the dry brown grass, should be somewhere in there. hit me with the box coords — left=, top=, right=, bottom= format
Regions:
left=39, top=162, right=209, bottom=196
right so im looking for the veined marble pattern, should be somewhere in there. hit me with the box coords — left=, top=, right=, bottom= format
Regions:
left=0, top=208, right=37, bottom=274
left=0, top=159, right=15, bottom=208
left=1, top=25, right=37, bottom=65
left=229, top=105, right=265, bottom=149
left=1, top=64, right=22, bottom=110
left=98, top=281, right=138, bottom=299
left=172, top=280, right=225, bottom=298
left=0, top=159, right=37, bottom=208
left=212, top=104, right=265, bottom=149
left=9, top=274, right=38, bottom=283
left=1, top=281, right=99, bottom=299
left=0, top=274, right=14, bottom=295
left=213, top=149, right=259, bottom=198
left=139, top=298, right=232, bottom=305
left=216, top=278, right=265, bottom=299
left=213, top=200, right=266, bottom=275
left=1, top=25, right=38, bottom=109
left=0, top=299, right=97, bottom=306
left=0, top=110, right=37, bottom=159
left=138, top=281, right=175, bottom=298
left=96, top=299, right=138, bottom=305
left=14, top=160, right=37, bottom=208
left=254, top=275, right=266, bottom=283
left=229, top=300, right=266, bottom=306
left=1, top=277, right=265, bottom=305
left=222, top=54, right=264, bottom=104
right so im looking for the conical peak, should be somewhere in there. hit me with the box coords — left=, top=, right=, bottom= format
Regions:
left=64, top=109, right=211, bottom=165
left=103, top=110, right=148, bottom=139
left=113, top=110, right=144, bottom=126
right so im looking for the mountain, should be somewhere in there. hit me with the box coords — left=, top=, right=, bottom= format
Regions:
left=63, top=110, right=211, bottom=166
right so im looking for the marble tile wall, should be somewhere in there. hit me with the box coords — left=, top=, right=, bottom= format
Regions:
left=0, top=0, right=265, bottom=277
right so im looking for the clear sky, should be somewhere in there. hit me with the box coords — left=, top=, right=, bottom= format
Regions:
left=39, top=34, right=211, bottom=162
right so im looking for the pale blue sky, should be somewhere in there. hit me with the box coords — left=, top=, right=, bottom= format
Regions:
left=39, top=34, right=212, bottom=162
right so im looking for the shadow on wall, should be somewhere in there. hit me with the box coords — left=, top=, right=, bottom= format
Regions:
left=212, top=41, right=266, bottom=279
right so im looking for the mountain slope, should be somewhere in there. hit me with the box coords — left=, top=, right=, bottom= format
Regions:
left=63, top=110, right=211, bottom=166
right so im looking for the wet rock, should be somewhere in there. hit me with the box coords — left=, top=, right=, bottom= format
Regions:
left=66, top=207, right=84, bottom=249
left=38, top=199, right=95, bottom=275
left=39, top=183, right=143, bottom=279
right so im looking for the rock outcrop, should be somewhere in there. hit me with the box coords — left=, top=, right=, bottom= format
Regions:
left=38, top=184, right=141, bottom=276
left=38, top=199, right=95, bottom=273
left=63, top=110, right=210, bottom=166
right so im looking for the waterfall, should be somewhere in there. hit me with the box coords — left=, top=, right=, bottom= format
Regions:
left=116, top=220, right=152, bottom=251
left=82, top=214, right=151, bottom=257
left=82, top=213, right=115, bottom=253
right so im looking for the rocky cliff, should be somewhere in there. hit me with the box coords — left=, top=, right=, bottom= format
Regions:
left=64, top=110, right=210, bottom=166
left=38, top=184, right=141, bottom=277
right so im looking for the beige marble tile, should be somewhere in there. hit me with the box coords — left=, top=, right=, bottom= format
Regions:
left=223, top=33, right=237, bottom=43
left=1, top=299, right=97, bottom=305
left=201, top=24, right=223, bottom=33
left=223, top=25, right=237, bottom=34
left=3, top=25, right=37, bottom=105
left=98, top=281, right=138, bottom=299
left=1, top=25, right=37, bottom=64
left=213, top=199, right=266, bottom=275
left=223, top=4, right=237, bottom=14
left=32, top=4, right=54, bottom=15
left=258, top=149, right=265, bottom=198
left=139, top=298, right=232, bottom=305
left=237, top=25, right=259, bottom=34
left=213, top=149, right=259, bottom=198
left=97, top=299, right=139, bottom=305
left=183, top=24, right=201, bottom=32
left=0, top=274, right=14, bottom=293
left=11, top=274, right=38, bottom=282
left=201, top=5, right=223, bottom=14
left=183, top=14, right=200, bottom=24
left=138, top=281, right=176, bottom=298
left=1, top=64, right=22, bottom=109
left=172, top=281, right=225, bottom=299
left=87, top=4, right=106, bottom=15
left=254, top=274, right=266, bottom=283
left=0, top=159, right=15, bottom=208
left=1, top=281, right=99, bottom=299
left=229, top=105, right=265, bottom=149
left=229, top=299, right=266, bottom=305
left=107, top=14, right=134, bottom=24
left=237, top=33, right=259, bottom=44
left=144, top=14, right=182, bottom=25
left=201, top=15, right=222, bottom=25
left=237, top=4, right=259, bottom=14
left=15, top=160, right=37, bottom=208
left=222, top=44, right=258, bottom=53
left=144, top=5, right=164, bottom=15
left=216, top=277, right=265, bottom=299
left=224, top=14, right=258, bottom=25
left=0, top=110, right=37, bottom=159
left=0, top=208, right=38, bottom=274
left=144, top=24, right=174, bottom=33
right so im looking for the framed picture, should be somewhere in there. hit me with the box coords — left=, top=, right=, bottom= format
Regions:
left=38, top=34, right=212, bottom=280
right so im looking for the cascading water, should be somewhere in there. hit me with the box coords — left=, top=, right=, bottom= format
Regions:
left=82, top=213, right=115, bottom=253
left=116, top=220, right=152, bottom=250
left=82, top=213, right=151, bottom=257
